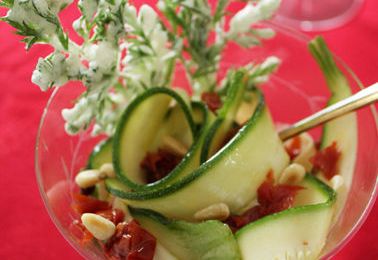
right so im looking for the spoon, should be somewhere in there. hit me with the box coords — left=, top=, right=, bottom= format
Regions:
left=279, top=82, right=378, bottom=141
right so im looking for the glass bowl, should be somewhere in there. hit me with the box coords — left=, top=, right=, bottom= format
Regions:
left=35, top=22, right=378, bottom=259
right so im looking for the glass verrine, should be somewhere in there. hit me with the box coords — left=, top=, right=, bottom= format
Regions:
left=35, top=22, right=378, bottom=259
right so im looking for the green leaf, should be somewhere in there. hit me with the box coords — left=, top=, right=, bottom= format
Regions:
left=192, top=66, right=216, bottom=78
left=308, top=36, right=349, bottom=94
left=21, top=36, right=40, bottom=50
left=160, top=3, right=186, bottom=30
left=181, top=3, right=207, bottom=17
left=0, top=0, right=13, bottom=8
left=213, top=0, right=228, bottom=23
left=6, top=19, right=47, bottom=49
left=31, top=0, right=60, bottom=27
left=4, top=19, right=24, bottom=31
left=57, top=27, right=69, bottom=50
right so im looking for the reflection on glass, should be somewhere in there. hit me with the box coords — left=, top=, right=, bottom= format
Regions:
left=276, top=0, right=364, bottom=31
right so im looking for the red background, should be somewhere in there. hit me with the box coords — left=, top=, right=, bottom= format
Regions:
left=0, top=1, right=377, bottom=259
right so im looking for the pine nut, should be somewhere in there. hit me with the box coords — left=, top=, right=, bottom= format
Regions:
left=284, top=132, right=316, bottom=172
left=194, top=203, right=230, bottom=221
left=293, top=133, right=316, bottom=172
left=81, top=213, right=115, bottom=240
left=305, top=250, right=312, bottom=257
left=112, top=198, right=132, bottom=222
left=161, top=135, right=188, bottom=156
left=99, top=163, right=115, bottom=178
left=297, top=251, right=304, bottom=260
left=96, top=181, right=109, bottom=201
left=236, top=100, right=256, bottom=125
left=330, top=175, right=344, bottom=191
left=75, top=169, right=101, bottom=188
left=279, top=163, right=306, bottom=185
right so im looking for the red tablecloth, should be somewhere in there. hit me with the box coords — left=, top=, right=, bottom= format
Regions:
left=0, top=1, right=377, bottom=259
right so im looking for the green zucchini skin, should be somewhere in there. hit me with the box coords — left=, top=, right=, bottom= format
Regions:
left=106, top=90, right=289, bottom=221
left=236, top=174, right=336, bottom=233
left=113, top=87, right=196, bottom=190
left=200, top=70, right=248, bottom=163
left=108, top=90, right=266, bottom=199
left=130, top=207, right=241, bottom=260
left=140, top=101, right=212, bottom=191
left=87, top=102, right=208, bottom=193
left=87, top=138, right=113, bottom=169
left=309, top=36, right=358, bottom=218
left=235, top=174, right=336, bottom=260
left=308, top=36, right=356, bottom=148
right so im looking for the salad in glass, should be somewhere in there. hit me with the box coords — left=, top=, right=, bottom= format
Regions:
left=0, top=0, right=367, bottom=259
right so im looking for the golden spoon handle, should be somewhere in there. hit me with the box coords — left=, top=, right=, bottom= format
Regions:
left=279, top=82, right=378, bottom=141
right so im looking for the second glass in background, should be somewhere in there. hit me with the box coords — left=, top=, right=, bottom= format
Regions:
left=276, top=0, right=365, bottom=31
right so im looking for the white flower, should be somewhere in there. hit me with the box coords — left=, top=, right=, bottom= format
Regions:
left=66, top=53, right=82, bottom=78
left=106, top=21, right=124, bottom=39
left=122, top=7, right=174, bottom=90
left=109, top=92, right=127, bottom=105
left=31, top=52, right=68, bottom=91
left=124, top=4, right=137, bottom=30
left=94, top=41, right=118, bottom=71
left=235, top=35, right=259, bottom=48
left=259, top=0, right=281, bottom=20
left=253, top=28, right=276, bottom=39
left=139, top=45, right=154, bottom=56
left=32, top=0, right=49, bottom=16
left=150, top=25, right=169, bottom=57
left=260, top=56, right=280, bottom=70
left=138, top=4, right=158, bottom=35
left=78, top=0, right=98, bottom=20
left=91, top=91, right=128, bottom=135
left=247, top=56, right=281, bottom=84
left=83, top=41, right=118, bottom=86
left=7, top=0, right=56, bottom=35
left=45, top=0, right=73, bottom=12
left=229, top=0, right=281, bottom=36
left=72, top=18, right=82, bottom=32
left=31, top=70, right=49, bottom=91
left=156, top=1, right=165, bottom=11
left=182, top=0, right=194, bottom=7
left=229, top=4, right=259, bottom=35
left=62, top=94, right=96, bottom=134
left=125, top=4, right=137, bottom=18
left=161, top=51, right=176, bottom=61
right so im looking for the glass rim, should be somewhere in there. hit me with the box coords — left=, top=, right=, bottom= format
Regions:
left=274, top=0, right=365, bottom=32
left=35, top=21, right=378, bottom=259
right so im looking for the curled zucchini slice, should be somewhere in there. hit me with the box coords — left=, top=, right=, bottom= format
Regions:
left=113, top=87, right=196, bottom=190
left=130, top=207, right=241, bottom=260
left=236, top=174, right=336, bottom=260
left=309, top=37, right=358, bottom=219
left=106, top=90, right=289, bottom=221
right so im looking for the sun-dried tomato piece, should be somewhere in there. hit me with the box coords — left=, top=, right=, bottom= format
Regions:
left=222, top=124, right=243, bottom=147
left=69, top=219, right=94, bottom=245
left=80, top=186, right=96, bottom=196
left=225, top=172, right=303, bottom=232
left=105, top=220, right=156, bottom=260
left=285, top=136, right=302, bottom=160
left=96, top=209, right=125, bottom=225
left=257, top=172, right=303, bottom=215
left=201, top=91, right=222, bottom=113
left=311, top=141, right=341, bottom=180
left=140, top=148, right=183, bottom=183
left=71, top=193, right=111, bottom=214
